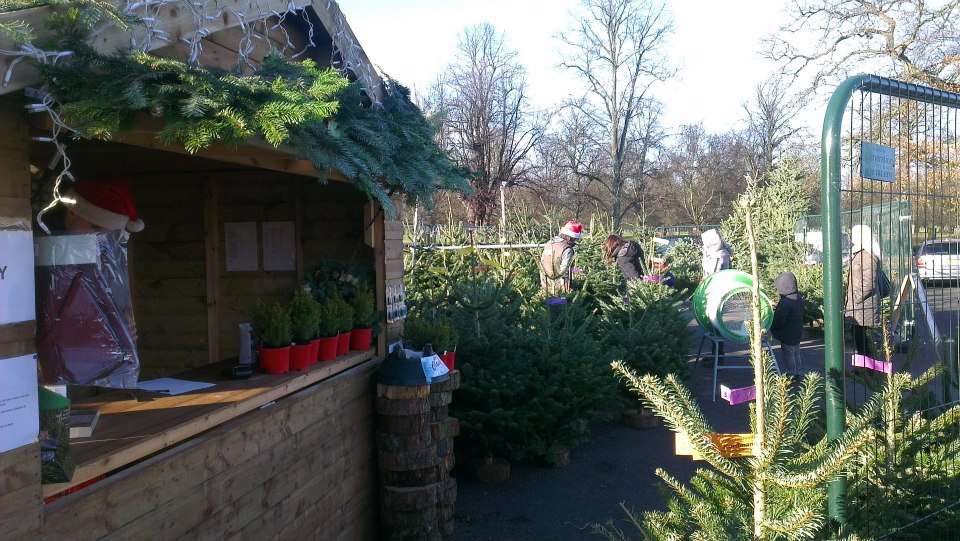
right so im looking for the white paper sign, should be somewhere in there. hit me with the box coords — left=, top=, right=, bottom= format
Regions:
left=262, top=221, right=296, bottom=272
left=0, top=354, right=39, bottom=453
left=0, top=230, right=36, bottom=325
left=225, top=222, right=258, bottom=272
left=420, top=354, right=450, bottom=384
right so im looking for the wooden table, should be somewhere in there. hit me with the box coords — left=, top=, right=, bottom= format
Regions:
left=44, top=350, right=375, bottom=498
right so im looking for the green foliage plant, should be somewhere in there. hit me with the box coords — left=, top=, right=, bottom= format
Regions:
left=665, top=238, right=702, bottom=292
left=599, top=280, right=691, bottom=394
left=252, top=301, right=292, bottom=349
left=331, top=292, right=353, bottom=334
left=317, top=297, right=340, bottom=338
left=3, top=1, right=469, bottom=214
left=289, top=287, right=320, bottom=344
left=350, top=286, right=377, bottom=329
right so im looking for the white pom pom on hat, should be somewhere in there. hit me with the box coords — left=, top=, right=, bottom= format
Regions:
left=62, top=177, right=145, bottom=233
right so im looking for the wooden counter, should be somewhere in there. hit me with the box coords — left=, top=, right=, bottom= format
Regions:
left=44, top=349, right=375, bottom=498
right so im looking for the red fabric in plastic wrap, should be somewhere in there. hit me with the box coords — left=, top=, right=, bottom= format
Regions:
left=36, top=232, right=140, bottom=388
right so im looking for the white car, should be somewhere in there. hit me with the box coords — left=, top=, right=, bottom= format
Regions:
left=916, top=240, right=960, bottom=282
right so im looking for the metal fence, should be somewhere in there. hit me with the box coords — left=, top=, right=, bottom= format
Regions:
left=821, top=75, right=960, bottom=536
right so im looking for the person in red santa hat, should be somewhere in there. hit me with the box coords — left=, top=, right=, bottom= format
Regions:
left=539, top=220, right=584, bottom=295
left=61, top=178, right=145, bottom=234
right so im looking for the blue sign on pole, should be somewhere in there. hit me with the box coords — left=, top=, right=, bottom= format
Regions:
left=861, top=142, right=896, bottom=182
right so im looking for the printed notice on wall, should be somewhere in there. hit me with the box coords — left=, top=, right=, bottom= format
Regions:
left=0, top=354, right=39, bottom=454
left=262, top=221, right=296, bottom=272
left=225, top=222, right=258, bottom=272
left=0, top=229, right=36, bottom=325
left=861, top=142, right=896, bottom=182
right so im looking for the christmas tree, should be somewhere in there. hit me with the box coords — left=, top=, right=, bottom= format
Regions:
left=600, top=180, right=879, bottom=540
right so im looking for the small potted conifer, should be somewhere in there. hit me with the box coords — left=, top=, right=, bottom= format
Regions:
left=289, top=288, right=320, bottom=371
left=252, top=301, right=292, bottom=374
left=334, top=292, right=354, bottom=356
left=350, top=286, right=376, bottom=351
left=436, top=320, right=459, bottom=370
left=316, top=297, right=340, bottom=361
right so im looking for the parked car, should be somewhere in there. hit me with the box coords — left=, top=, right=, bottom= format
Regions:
left=916, top=239, right=960, bottom=283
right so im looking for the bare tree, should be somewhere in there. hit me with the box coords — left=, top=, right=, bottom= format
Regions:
left=661, top=125, right=751, bottom=225
left=742, top=76, right=804, bottom=178
left=768, top=0, right=960, bottom=92
left=560, top=0, right=673, bottom=231
left=425, top=24, right=544, bottom=225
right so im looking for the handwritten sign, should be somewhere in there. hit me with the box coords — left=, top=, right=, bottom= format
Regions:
left=675, top=431, right=754, bottom=460
left=861, top=142, right=896, bottom=182
left=0, top=230, right=35, bottom=325
left=852, top=354, right=892, bottom=374
left=0, top=354, right=39, bottom=453
left=720, top=384, right=757, bottom=405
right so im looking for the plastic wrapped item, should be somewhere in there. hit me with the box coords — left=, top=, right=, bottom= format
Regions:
left=36, top=231, right=140, bottom=388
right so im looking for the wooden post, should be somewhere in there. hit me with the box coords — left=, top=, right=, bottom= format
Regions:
left=204, top=177, right=221, bottom=364
left=374, top=205, right=387, bottom=358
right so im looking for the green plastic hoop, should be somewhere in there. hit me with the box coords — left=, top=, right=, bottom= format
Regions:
left=692, top=269, right=773, bottom=343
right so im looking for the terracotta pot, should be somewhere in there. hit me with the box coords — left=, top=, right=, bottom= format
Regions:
left=289, top=344, right=312, bottom=371
left=350, top=327, right=373, bottom=351
left=308, top=339, right=321, bottom=365
left=442, top=351, right=456, bottom=370
left=260, top=346, right=290, bottom=375
left=336, top=331, right=351, bottom=356
left=317, top=336, right=338, bottom=361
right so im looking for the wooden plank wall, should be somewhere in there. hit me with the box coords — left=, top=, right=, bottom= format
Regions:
left=27, top=359, right=379, bottom=541
left=0, top=95, right=43, bottom=540
left=130, top=173, right=373, bottom=376
left=130, top=176, right=209, bottom=377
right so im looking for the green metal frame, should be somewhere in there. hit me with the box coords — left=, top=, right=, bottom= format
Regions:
left=820, top=75, right=960, bottom=525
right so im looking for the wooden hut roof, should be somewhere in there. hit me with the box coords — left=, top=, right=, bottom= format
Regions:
left=0, top=1, right=383, bottom=102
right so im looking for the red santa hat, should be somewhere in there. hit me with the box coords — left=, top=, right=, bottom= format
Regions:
left=559, top=220, right=584, bottom=239
left=62, top=178, right=145, bottom=233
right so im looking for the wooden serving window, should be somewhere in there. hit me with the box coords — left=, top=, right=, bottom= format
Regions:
left=29, top=138, right=385, bottom=498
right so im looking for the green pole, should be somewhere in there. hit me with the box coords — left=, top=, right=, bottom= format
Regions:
left=820, top=75, right=866, bottom=527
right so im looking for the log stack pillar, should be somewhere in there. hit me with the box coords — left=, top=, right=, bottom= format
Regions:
left=376, top=370, right=461, bottom=540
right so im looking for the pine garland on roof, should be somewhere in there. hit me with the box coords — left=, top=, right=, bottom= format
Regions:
left=3, top=1, right=468, bottom=213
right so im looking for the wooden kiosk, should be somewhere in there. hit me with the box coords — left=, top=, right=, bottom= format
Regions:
left=0, top=3, right=407, bottom=540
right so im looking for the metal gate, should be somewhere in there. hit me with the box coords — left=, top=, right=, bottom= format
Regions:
left=821, top=75, right=960, bottom=538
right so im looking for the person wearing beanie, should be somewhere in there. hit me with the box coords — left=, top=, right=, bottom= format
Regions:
left=540, top=220, right=583, bottom=295
left=61, top=178, right=145, bottom=234
left=771, top=271, right=805, bottom=374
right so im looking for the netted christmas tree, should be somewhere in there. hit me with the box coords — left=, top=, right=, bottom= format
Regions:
left=598, top=180, right=879, bottom=541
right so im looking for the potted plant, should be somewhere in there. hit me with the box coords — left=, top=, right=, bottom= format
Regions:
left=435, top=320, right=459, bottom=371
left=289, top=288, right=320, bottom=371
left=316, top=297, right=340, bottom=361
left=350, top=286, right=376, bottom=351
left=403, top=315, right=458, bottom=369
left=334, top=292, right=354, bottom=356
left=252, top=301, right=292, bottom=374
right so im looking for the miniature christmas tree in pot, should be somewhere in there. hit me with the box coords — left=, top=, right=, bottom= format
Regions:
left=252, top=301, right=292, bottom=375
left=350, top=285, right=377, bottom=351
left=316, top=296, right=340, bottom=361
left=334, top=291, right=354, bottom=356
left=289, top=288, right=320, bottom=370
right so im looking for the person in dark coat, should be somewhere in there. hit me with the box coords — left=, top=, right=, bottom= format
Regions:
left=770, top=271, right=804, bottom=374
left=603, top=234, right=647, bottom=281
left=845, top=224, right=888, bottom=358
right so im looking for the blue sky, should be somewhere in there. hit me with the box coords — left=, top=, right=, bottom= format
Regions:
left=341, top=0, right=823, bottom=134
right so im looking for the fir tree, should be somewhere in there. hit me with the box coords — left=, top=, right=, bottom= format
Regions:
left=599, top=180, right=878, bottom=541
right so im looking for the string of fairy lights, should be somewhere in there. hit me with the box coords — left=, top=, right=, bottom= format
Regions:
left=0, top=0, right=385, bottom=232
